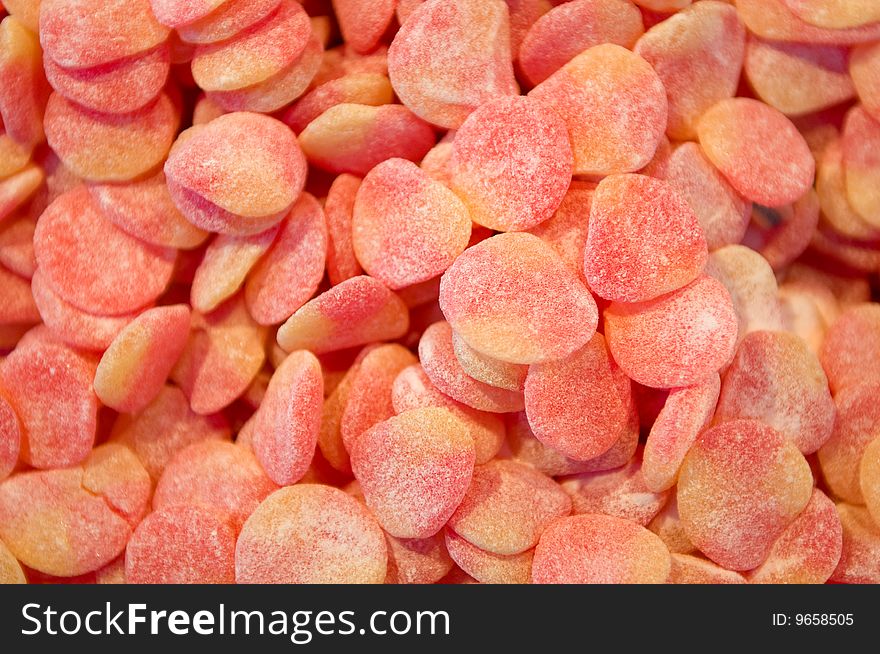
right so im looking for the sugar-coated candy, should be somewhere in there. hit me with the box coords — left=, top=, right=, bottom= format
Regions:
left=333, top=0, right=396, bottom=55
left=585, top=174, right=707, bottom=303
left=34, top=186, right=176, bottom=316
left=604, top=275, right=738, bottom=389
left=418, top=321, right=525, bottom=413
left=0, top=392, right=21, bottom=481
left=444, top=528, right=533, bottom=584
left=643, top=374, right=719, bottom=492
left=236, top=484, right=387, bottom=583
left=830, top=503, right=880, bottom=584
left=0, top=16, right=49, bottom=148
left=0, top=338, right=97, bottom=468
left=352, top=158, right=469, bottom=289
left=154, top=440, right=278, bottom=531
left=677, top=419, right=813, bottom=570
left=177, top=0, right=282, bottom=45
left=387, top=0, right=517, bottom=129
left=0, top=536, right=26, bottom=584
left=818, top=381, right=880, bottom=504
left=862, top=437, right=880, bottom=527
left=716, top=330, right=834, bottom=454
left=300, top=104, right=435, bottom=176
left=668, top=554, right=746, bottom=584
left=94, top=305, right=191, bottom=414
left=126, top=505, right=236, bottom=584
left=165, top=112, right=306, bottom=235
left=518, top=0, right=644, bottom=87
left=697, top=97, right=815, bottom=207
left=284, top=74, right=394, bottom=134
left=635, top=1, right=745, bottom=140
left=351, top=407, right=476, bottom=539
left=532, top=514, right=671, bottom=584
left=277, top=275, right=409, bottom=354
left=323, top=173, right=364, bottom=285
left=525, top=333, right=634, bottom=461
left=819, top=304, right=880, bottom=393
left=561, top=451, right=670, bottom=526
left=748, top=489, right=842, bottom=584
left=841, top=105, right=880, bottom=226
left=448, top=459, right=571, bottom=555
left=448, top=95, right=572, bottom=232
left=529, top=43, right=666, bottom=177
left=440, top=233, right=597, bottom=365
left=244, top=192, right=327, bottom=325
left=111, top=385, right=231, bottom=481
left=451, top=332, right=527, bottom=393
left=850, top=42, right=880, bottom=122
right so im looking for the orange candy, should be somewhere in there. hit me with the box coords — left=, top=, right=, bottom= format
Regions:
left=532, top=514, right=671, bottom=584
left=529, top=43, right=667, bottom=177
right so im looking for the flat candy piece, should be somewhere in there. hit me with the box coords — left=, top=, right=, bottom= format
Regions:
left=0, top=536, right=26, bottom=584
left=0, top=339, right=97, bottom=468
left=525, top=332, right=634, bottom=461
left=149, top=0, right=228, bottom=29
left=518, top=0, right=644, bottom=86
left=744, top=36, right=854, bottom=117
left=126, top=505, right=236, bottom=584
left=391, top=364, right=506, bottom=465
left=585, top=174, right=707, bottom=303
left=34, top=186, right=176, bottom=316
left=716, top=330, right=834, bottom=455
left=44, top=92, right=178, bottom=183
left=245, top=193, right=328, bottom=325
left=0, top=392, right=21, bottom=481
left=387, top=0, right=518, bottom=129
left=340, top=344, right=418, bottom=453
left=29, top=269, right=141, bottom=351
left=842, top=105, right=880, bottom=226
left=171, top=294, right=267, bottom=415
left=647, top=497, right=696, bottom=555
left=93, top=305, right=192, bottom=414
left=81, top=444, right=151, bottom=526
left=89, top=172, right=209, bottom=250
left=634, top=1, right=745, bottom=140
left=333, top=0, right=396, bottom=54
left=781, top=0, right=880, bottom=30
left=643, top=374, right=719, bottom=493
left=705, top=245, right=784, bottom=342
left=277, top=275, right=409, bottom=354
left=850, top=42, right=880, bottom=122
left=661, top=142, right=752, bottom=251
left=0, top=166, right=44, bottom=229
left=697, top=97, right=815, bottom=207
left=299, top=103, right=436, bottom=176
left=753, top=189, right=820, bottom=271
left=451, top=331, right=527, bottom=393
left=385, top=531, right=454, bottom=585
left=830, top=503, right=880, bottom=584
left=323, top=173, right=364, bottom=285
left=352, top=158, right=471, bottom=289
left=735, top=0, right=880, bottom=45
left=444, top=528, right=533, bottom=584
left=284, top=73, right=394, bottom=134
left=0, top=15, right=49, bottom=147
left=448, top=460, right=571, bottom=555
left=669, top=554, right=746, bottom=584
left=0, top=467, right=131, bottom=577
left=748, top=489, right=842, bottom=584
left=44, top=44, right=170, bottom=115
left=440, top=233, right=597, bottom=365
left=191, top=1, right=311, bottom=92
left=862, top=437, right=880, bottom=528
left=39, top=0, right=170, bottom=69
left=449, top=95, right=571, bottom=232
left=604, top=274, right=738, bottom=389
left=177, top=0, right=282, bottom=45
left=191, top=224, right=280, bottom=314
left=525, top=181, right=593, bottom=280
left=236, top=484, right=387, bottom=583
left=0, top=265, right=39, bottom=326
left=252, top=350, right=323, bottom=486
left=418, top=321, right=525, bottom=413
left=532, top=513, right=671, bottom=584
left=154, top=441, right=278, bottom=531
left=529, top=43, right=666, bottom=177
left=561, top=452, right=670, bottom=526
left=677, top=419, right=813, bottom=570
left=111, top=385, right=231, bottom=481
left=819, top=304, right=880, bottom=393
left=817, top=138, right=880, bottom=239
left=350, top=407, right=476, bottom=539
left=165, top=112, right=306, bottom=232
left=818, top=381, right=880, bottom=504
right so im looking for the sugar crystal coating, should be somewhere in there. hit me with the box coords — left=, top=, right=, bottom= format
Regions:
left=830, top=503, right=880, bottom=584
left=532, top=513, right=671, bottom=584
left=444, top=528, right=533, bottom=584
left=677, top=419, right=813, bottom=570
left=236, top=484, right=387, bottom=583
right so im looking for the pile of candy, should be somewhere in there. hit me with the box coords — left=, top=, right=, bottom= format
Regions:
left=1, top=0, right=879, bottom=585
